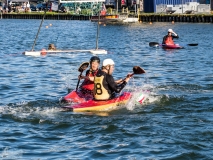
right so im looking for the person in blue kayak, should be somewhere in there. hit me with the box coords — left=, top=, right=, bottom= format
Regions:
left=94, top=59, right=131, bottom=100
left=79, top=56, right=101, bottom=95
left=162, top=29, right=179, bottom=45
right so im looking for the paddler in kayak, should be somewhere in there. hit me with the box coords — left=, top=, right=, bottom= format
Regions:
left=162, top=29, right=179, bottom=45
left=79, top=56, right=101, bottom=96
left=94, top=59, right=131, bottom=100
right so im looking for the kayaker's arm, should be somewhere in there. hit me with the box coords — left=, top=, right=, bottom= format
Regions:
left=172, top=34, right=179, bottom=39
left=171, top=30, right=179, bottom=38
left=79, top=70, right=95, bottom=81
left=106, top=75, right=130, bottom=93
left=162, top=35, right=167, bottom=44
left=79, top=75, right=94, bottom=81
left=115, top=79, right=123, bottom=84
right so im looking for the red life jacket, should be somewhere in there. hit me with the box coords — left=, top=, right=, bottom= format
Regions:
left=81, top=69, right=99, bottom=91
left=165, top=36, right=174, bottom=45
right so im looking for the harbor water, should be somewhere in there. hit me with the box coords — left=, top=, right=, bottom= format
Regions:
left=0, top=19, right=213, bottom=159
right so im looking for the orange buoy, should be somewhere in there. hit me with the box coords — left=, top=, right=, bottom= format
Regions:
left=41, top=49, right=47, bottom=55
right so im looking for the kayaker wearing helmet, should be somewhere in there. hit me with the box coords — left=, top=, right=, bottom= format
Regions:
left=79, top=56, right=101, bottom=95
left=162, top=29, right=179, bottom=45
left=94, top=58, right=131, bottom=100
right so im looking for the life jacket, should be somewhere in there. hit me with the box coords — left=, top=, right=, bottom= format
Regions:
left=94, top=71, right=110, bottom=100
left=81, top=69, right=99, bottom=91
left=165, top=36, right=174, bottom=45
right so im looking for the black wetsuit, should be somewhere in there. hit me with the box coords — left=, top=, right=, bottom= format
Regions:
left=95, top=70, right=127, bottom=98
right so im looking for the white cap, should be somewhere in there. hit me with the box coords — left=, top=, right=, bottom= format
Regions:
left=102, top=59, right=115, bottom=66
left=168, top=29, right=173, bottom=33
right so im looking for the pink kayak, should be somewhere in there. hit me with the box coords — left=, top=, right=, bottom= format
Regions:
left=161, top=44, right=184, bottom=49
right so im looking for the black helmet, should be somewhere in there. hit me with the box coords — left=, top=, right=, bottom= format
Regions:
left=90, top=56, right=100, bottom=64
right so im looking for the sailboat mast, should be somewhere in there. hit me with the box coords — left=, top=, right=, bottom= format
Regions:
left=95, top=10, right=100, bottom=50
left=31, top=1, right=48, bottom=51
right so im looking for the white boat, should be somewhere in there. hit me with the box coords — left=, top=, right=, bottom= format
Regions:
left=23, top=49, right=107, bottom=56
left=90, top=14, right=138, bottom=23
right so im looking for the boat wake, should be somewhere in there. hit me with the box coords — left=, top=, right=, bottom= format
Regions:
left=0, top=82, right=201, bottom=119
left=0, top=100, right=64, bottom=123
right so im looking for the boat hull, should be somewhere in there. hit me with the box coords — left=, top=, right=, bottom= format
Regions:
left=90, top=15, right=138, bottom=23
left=161, top=44, right=184, bottom=49
left=60, top=90, right=90, bottom=103
left=62, top=92, right=132, bottom=112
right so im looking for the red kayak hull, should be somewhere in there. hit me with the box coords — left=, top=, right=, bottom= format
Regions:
left=63, top=92, right=132, bottom=112
left=161, top=44, right=184, bottom=49
left=61, top=90, right=92, bottom=103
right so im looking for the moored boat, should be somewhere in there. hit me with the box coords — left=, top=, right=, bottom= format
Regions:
left=90, top=14, right=138, bottom=23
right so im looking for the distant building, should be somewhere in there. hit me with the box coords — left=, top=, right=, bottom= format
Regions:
left=142, top=0, right=211, bottom=13
left=199, top=0, right=210, bottom=4
left=143, top=0, right=154, bottom=12
left=143, top=0, right=194, bottom=13
left=55, top=0, right=213, bottom=13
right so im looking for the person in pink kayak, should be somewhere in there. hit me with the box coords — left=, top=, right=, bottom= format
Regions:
left=162, top=29, right=179, bottom=45
left=94, top=59, right=131, bottom=100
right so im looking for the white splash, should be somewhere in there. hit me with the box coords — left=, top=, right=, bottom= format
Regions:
left=1, top=147, right=23, bottom=159
left=125, top=83, right=160, bottom=111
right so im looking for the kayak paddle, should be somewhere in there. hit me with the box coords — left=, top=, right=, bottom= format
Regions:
left=149, top=42, right=160, bottom=47
left=187, top=43, right=198, bottom=46
left=132, top=66, right=146, bottom=75
left=122, top=66, right=146, bottom=81
left=76, top=62, right=90, bottom=91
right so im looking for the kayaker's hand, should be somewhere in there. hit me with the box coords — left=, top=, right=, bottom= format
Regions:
left=80, top=76, right=94, bottom=81
left=124, top=77, right=131, bottom=83
left=124, top=73, right=132, bottom=83
left=173, top=32, right=177, bottom=36
left=115, top=79, right=123, bottom=84
left=126, top=73, right=133, bottom=78
left=78, top=75, right=86, bottom=80
left=88, top=77, right=94, bottom=82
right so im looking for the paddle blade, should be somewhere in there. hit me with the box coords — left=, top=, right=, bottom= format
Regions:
left=149, top=42, right=159, bottom=47
left=187, top=43, right=198, bottom=46
left=78, top=62, right=89, bottom=72
left=133, top=66, right=146, bottom=74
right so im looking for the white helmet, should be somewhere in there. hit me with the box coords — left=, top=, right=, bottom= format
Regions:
left=168, top=29, right=173, bottom=33
left=102, top=58, right=115, bottom=66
